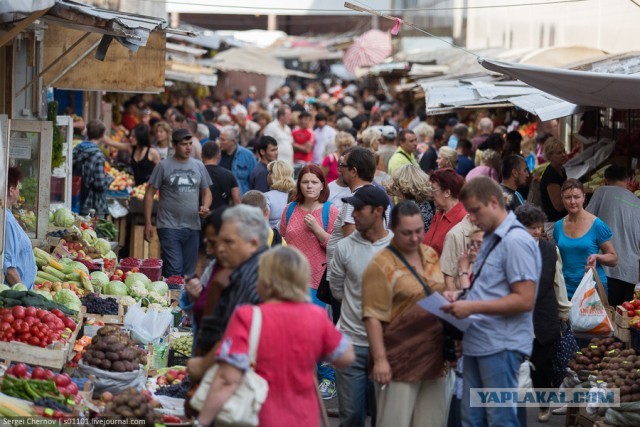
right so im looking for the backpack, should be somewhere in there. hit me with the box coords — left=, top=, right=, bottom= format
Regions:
left=285, top=201, right=332, bottom=231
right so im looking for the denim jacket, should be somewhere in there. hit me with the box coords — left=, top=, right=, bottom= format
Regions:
left=232, top=145, right=257, bottom=195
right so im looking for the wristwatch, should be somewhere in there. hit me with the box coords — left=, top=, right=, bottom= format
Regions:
left=458, top=271, right=469, bottom=277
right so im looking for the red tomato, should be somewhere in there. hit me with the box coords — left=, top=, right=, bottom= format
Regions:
left=66, top=382, right=78, bottom=395
left=24, top=307, right=36, bottom=318
left=31, top=367, right=46, bottom=380
left=10, top=363, right=29, bottom=378
left=35, top=309, right=46, bottom=319
left=0, top=322, right=11, bottom=332
left=163, top=414, right=182, bottom=424
left=42, top=313, right=55, bottom=323
left=11, top=306, right=25, bottom=320
left=62, top=318, right=76, bottom=332
left=2, top=314, right=14, bottom=324
left=54, top=373, right=71, bottom=387
left=28, top=336, right=40, bottom=346
left=24, top=317, right=36, bottom=326
left=19, top=323, right=29, bottom=334
left=51, top=309, right=65, bottom=319
left=44, top=369, right=55, bottom=379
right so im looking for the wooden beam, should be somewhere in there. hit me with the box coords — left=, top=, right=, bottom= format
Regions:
left=0, top=8, right=51, bottom=48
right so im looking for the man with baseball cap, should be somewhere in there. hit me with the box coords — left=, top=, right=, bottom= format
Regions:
left=330, top=185, right=393, bottom=426
left=144, top=127, right=212, bottom=278
left=378, top=125, right=397, bottom=172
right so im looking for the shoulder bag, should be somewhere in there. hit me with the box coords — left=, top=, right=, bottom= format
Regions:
left=189, top=306, right=269, bottom=426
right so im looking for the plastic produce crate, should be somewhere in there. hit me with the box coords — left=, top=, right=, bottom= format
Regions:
left=167, top=349, right=189, bottom=367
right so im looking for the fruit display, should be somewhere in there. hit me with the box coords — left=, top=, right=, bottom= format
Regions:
left=81, top=326, right=146, bottom=372
left=619, top=298, right=640, bottom=329
left=131, top=184, right=159, bottom=201
left=81, top=293, right=119, bottom=315
left=107, top=168, right=134, bottom=191
left=170, top=335, right=193, bottom=355
left=166, top=275, right=185, bottom=290
left=154, top=376, right=191, bottom=399
left=99, top=387, right=162, bottom=424
left=33, top=247, right=94, bottom=295
left=0, top=306, right=76, bottom=348
left=155, top=367, right=187, bottom=387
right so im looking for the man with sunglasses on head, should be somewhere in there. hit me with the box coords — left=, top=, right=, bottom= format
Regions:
left=144, top=128, right=212, bottom=278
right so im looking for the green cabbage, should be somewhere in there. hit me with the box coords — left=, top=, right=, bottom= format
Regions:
left=125, top=273, right=151, bottom=288
left=104, top=280, right=128, bottom=296
left=66, top=261, right=89, bottom=275
left=95, top=238, right=111, bottom=256
left=82, top=229, right=97, bottom=245
left=146, top=281, right=168, bottom=295
left=49, top=212, right=54, bottom=223
left=104, top=251, right=117, bottom=261
left=90, top=271, right=110, bottom=292
left=33, top=289, right=53, bottom=300
left=12, top=283, right=27, bottom=291
left=0, top=284, right=10, bottom=294
left=53, top=208, right=75, bottom=228
left=53, top=289, right=81, bottom=312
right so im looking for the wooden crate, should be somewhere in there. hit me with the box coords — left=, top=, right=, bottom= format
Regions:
left=614, top=322, right=631, bottom=345
left=130, top=225, right=161, bottom=259
left=0, top=318, right=82, bottom=371
left=615, top=306, right=631, bottom=329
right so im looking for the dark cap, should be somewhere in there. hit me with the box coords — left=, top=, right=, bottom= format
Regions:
left=447, top=117, right=458, bottom=127
left=342, top=185, right=389, bottom=209
left=171, top=128, right=192, bottom=144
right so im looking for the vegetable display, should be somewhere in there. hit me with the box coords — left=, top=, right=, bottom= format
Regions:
left=155, top=377, right=191, bottom=399
left=0, top=306, right=76, bottom=347
left=53, top=289, right=82, bottom=313
left=99, top=388, right=161, bottom=424
left=3, top=364, right=79, bottom=399
left=0, top=290, right=77, bottom=317
left=81, top=326, right=146, bottom=372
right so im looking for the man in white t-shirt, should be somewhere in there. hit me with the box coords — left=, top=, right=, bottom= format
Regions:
left=264, top=106, right=293, bottom=166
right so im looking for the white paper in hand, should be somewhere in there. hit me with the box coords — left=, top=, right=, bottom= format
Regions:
left=418, top=292, right=480, bottom=332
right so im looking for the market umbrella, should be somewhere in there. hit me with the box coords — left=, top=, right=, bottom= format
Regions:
left=343, top=29, right=392, bottom=74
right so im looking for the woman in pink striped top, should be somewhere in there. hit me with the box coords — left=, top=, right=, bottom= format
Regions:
left=280, top=165, right=339, bottom=305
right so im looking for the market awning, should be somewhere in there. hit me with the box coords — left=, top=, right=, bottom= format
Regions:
left=479, top=56, right=640, bottom=110
left=420, top=75, right=586, bottom=121
left=165, top=60, right=218, bottom=86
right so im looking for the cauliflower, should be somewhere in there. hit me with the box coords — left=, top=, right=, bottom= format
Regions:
left=120, top=296, right=137, bottom=306
left=146, top=303, right=164, bottom=312
left=147, top=291, right=169, bottom=307
left=129, top=281, right=149, bottom=299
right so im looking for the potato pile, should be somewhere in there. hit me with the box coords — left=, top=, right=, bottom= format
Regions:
left=82, top=326, right=146, bottom=372
left=100, top=387, right=161, bottom=424
left=568, top=337, right=625, bottom=372
left=569, top=338, right=640, bottom=403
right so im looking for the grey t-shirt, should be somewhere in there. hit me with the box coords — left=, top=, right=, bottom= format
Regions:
left=149, top=157, right=212, bottom=230
left=587, top=185, right=640, bottom=284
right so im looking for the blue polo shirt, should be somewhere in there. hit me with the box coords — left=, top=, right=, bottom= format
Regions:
left=463, top=212, right=541, bottom=357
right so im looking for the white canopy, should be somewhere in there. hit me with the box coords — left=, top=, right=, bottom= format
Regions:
left=479, top=57, right=640, bottom=109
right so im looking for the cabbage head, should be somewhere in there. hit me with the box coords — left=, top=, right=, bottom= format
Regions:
left=82, top=229, right=97, bottom=245
left=0, top=284, right=10, bottom=294
left=95, top=238, right=111, bottom=256
left=90, top=271, right=110, bottom=292
left=54, top=208, right=75, bottom=228
left=33, top=289, right=53, bottom=300
left=12, top=283, right=27, bottom=291
left=104, top=251, right=117, bottom=261
left=125, top=273, right=151, bottom=288
left=53, top=289, right=81, bottom=312
left=104, top=280, right=128, bottom=296
left=146, top=281, right=168, bottom=295
left=66, top=261, right=89, bottom=275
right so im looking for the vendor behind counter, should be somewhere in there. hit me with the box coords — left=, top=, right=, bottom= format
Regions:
left=3, top=167, right=36, bottom=289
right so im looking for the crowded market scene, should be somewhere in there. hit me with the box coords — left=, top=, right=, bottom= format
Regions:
left=1, top=0, right=640, bottom=426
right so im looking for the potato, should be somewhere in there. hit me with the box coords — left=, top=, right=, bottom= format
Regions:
left=100, top=359, right=111, bottom=370
left=112, top=361, right=125, bottom=372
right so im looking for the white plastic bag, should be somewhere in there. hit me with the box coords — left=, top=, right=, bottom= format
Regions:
left=569, top=269, right=613, bottom=337
left=124, top=301, right=173, bottom=345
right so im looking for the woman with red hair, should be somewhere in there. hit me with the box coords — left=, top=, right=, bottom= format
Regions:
left=280, top=164, right=339, bottom=399
left=422, top=168, right=467, bottom=255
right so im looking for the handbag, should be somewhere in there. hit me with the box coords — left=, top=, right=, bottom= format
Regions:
left=189, top=306, right=269, bottom=426
left=551, top=321, right=579, bottom=388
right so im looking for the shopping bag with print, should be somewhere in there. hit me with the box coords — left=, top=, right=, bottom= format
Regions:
left=569, top=269, right=613, bottom=337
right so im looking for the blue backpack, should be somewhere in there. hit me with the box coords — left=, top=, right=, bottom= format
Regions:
left=285, top=201, right=332, bottom=231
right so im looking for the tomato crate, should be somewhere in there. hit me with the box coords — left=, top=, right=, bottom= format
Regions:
left=616, top=305, right=631, bottom=329
left=0, top=318, right=82, bottom=371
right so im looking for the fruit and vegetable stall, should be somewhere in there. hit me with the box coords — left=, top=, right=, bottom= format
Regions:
left=0, top=211, right=192, bottom=424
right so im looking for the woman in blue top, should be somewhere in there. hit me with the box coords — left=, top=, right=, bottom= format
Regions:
left=554, top=179, right=617, bottom=299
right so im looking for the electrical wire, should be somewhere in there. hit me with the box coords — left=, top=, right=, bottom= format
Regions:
left=142, top=0, right=591, bottom=13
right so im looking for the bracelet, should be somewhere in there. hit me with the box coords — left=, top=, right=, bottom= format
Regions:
left=458, top=271, right=469, bottom=277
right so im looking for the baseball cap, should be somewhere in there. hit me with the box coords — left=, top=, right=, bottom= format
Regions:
left=447, top=117, right=459, bottom=127
left=381, top=125, right=397, bottom=140
left=171, top=128, right=192, bottom=144
left=342, top=185, right=389, bottom=209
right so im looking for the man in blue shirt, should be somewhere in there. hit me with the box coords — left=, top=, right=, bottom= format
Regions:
left=455, top=139, right=475, bottom=177
left=3, top=167, right=36, bottom=289
left=443, top=176, right=540, bottom=427
left=218, top=125, right=257, bottom=195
